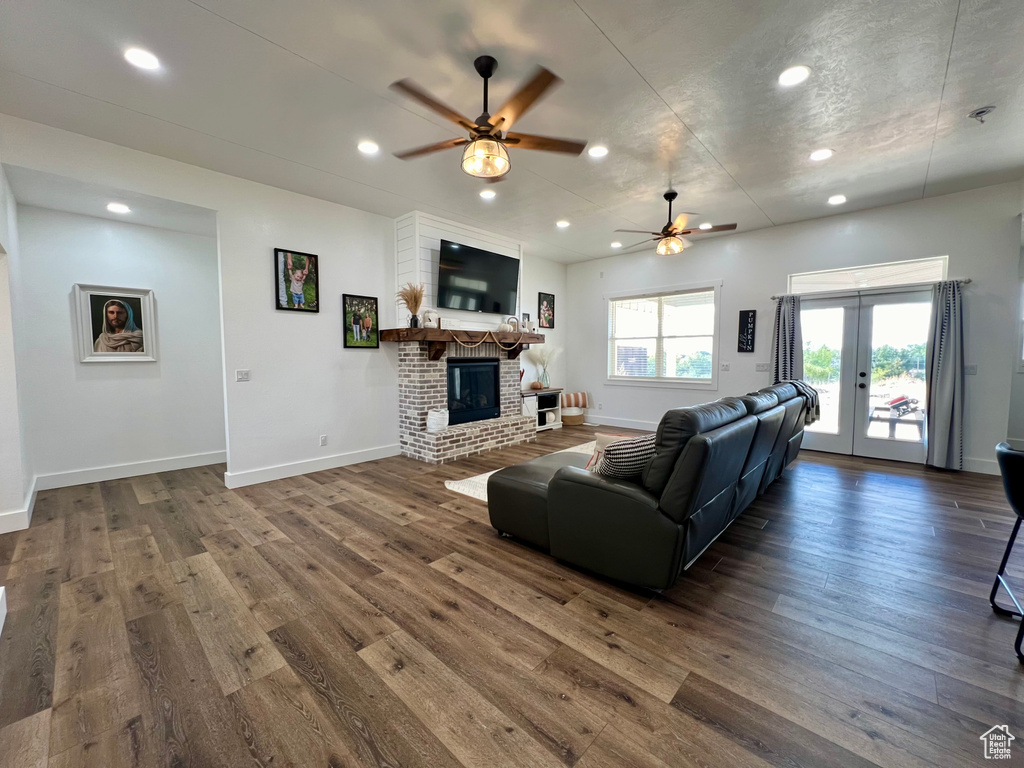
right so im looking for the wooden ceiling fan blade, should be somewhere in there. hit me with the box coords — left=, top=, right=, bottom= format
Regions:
left=620, top=238, right=656, bottom=252
left=393, top=138, right=469, bottom=159
left=614, top=228, right=661, bottom=235
left=390, top=79, right=476, bottom=131
left=488, top=67, right=561, bottom=132
left=503, top=132, right=586, bottom=155
left=669, top=212, right=700, bottom=233
left=703, top=223, right=738, bottom=233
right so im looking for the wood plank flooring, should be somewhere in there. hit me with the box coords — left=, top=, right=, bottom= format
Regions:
left=1, top=426, right=1023, bottom=767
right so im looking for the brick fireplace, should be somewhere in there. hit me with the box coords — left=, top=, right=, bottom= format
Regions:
left=396, top=340, right=536, bottom=464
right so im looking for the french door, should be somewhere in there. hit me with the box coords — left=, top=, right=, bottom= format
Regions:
left=800, top=290, right=931, bottom=463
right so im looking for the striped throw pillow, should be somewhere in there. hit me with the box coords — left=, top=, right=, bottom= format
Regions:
left=594, top=433, right=656, bottom=479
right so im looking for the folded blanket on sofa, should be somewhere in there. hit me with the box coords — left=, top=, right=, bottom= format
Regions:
left=782, top=379, right=820, bottom=425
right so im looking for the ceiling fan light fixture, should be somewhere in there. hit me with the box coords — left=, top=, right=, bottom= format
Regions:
left=656, top=236, right=684, bottom=255
left=461, top=139, right=510, bottom=178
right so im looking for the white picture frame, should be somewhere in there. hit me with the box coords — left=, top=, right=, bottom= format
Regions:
left=74, top=284, right=157, bottom=363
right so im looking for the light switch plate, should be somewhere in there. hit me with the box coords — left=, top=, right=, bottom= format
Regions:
left=235, top=369, right=251, bottom=382
left=965, top=365, right=978, bottom=375
left=756, top=362, right=771, bottom=372
left=720, top=362, right=731, bottom=372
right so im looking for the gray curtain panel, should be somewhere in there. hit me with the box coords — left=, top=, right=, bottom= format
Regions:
left=925, top=280, right=965, bottom=469
left=771, top=295, right=803, bottom=383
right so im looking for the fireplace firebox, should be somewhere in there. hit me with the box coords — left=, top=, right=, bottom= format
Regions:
left=447, top=358, right=500, bottom=425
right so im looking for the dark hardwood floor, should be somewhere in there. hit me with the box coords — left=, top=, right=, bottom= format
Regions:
left=1, top=425, right=1022, bottom=767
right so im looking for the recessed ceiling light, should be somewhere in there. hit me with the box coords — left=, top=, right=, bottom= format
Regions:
left=828, top=194, right=847, bottom=205
left=556, top=220, right=570, bottom=229
left=106, top=202, right=131, bottom=214
left=479, top=189, right=496, bottom=200
left=588, top=145, right=609, bottom=158
left=698, top=222, right=713, bottom=230
left=357, top=140, right=379, bottom=155
left=778, top=65, right=810, bottom=86
left=610, top=241, right=622, bottom=248
left=809, top=148, right=834, bottom=162
left=124, top=47, right=160, bottom=71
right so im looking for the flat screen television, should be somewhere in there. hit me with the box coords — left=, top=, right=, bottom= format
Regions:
left=437, top=239, right=519, bottom=316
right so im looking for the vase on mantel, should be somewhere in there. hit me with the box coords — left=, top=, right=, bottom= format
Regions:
left=408, top=314, right=420, bottom=328
left=539, top=368, right=550, bottom=388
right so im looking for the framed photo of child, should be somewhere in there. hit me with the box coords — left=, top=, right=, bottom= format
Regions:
left=275, top=248, right=319, bottom=312
left=343, top=294, right=379, bottom=348
left=538, top=292, right=555, bottom=329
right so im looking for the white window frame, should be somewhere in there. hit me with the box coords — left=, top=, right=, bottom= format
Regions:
left=605, top=280, right=722, bottom=390
left=1018, top=277, right=1024, bottom=373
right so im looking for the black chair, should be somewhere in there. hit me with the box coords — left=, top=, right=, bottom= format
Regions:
left=990, top=442, right=1024, bottom=663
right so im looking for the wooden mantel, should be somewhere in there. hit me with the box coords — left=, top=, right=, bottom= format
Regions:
left=379, top=328, right=545, bottom=361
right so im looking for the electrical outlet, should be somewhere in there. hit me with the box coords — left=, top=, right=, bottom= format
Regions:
left=235, top=369, right=250, bottom=382
left=965, top=365, right=978, bottom=375
left=720, top=362, right=731, bottom=372
left=600, top=271, right=604, bottom=279
left=756, top=362, right=771, bottom=372
left=598, top=403, right=603, bottom=410
left=319, top=434, right=328, bottom=446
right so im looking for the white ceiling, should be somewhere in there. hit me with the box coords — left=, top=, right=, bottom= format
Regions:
left=4, top=165, right=218, bottom=236
left=0, top=0, right=1021, bottom=264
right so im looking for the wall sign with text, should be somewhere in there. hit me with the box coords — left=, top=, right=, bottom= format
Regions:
left=737, top=310, right=756, bottom=353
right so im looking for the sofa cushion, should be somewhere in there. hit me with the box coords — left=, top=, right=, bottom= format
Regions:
left=595, top=433, right=656, bottom=479
left=739, top=391, right=780, bottom=415
left=758, top=382, right=798, bottom=402
left=641, top=399, right=748, bottom=497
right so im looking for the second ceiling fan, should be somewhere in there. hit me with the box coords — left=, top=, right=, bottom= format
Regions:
left=390, top=55, right=587, bottom=180
left=617, top=191, right=737, bottom=254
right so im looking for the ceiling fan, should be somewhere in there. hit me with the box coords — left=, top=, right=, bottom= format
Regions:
left=389, top=55, right=587, bottom=180
left=616, top=191, right=737, bottom=254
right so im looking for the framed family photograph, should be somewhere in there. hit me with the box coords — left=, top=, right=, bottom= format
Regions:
left=74, top=284, right=157, bottom=363
left=538, top=292, right=555, bottom=329
left=275, top=248, right=319, bottom=312
left=343, top=294, right=379, bottom=348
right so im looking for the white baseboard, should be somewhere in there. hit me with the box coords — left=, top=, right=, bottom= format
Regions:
left=0, top=587, right=6, bottom=641
left=587, top=415, right=660, bottom=431
left=0, top=475, right=37, bottom=535
left=964, top=456, right=999, bottom=475
left=34, top=451, right=227, bottom=492
left=223, top=444, right=401, bottom=489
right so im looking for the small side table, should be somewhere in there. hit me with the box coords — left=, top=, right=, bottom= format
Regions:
left=522, top=387, right=563, bottom=432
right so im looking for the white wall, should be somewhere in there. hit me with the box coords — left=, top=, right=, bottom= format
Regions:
left=521, top=251, right=567, bottom=392
left=13, top=206, right=225, bottom=486
left=567, top=182, right=1023, bottom=474
left=0, top=163, right=30, bottom=529
left=1008, top=188, right=1024, bottom=443
left=0, top=114, right=397, bottom=488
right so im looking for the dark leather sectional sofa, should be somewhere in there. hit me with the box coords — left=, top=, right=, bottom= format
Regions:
left=487, top=383, right=809, bottom=590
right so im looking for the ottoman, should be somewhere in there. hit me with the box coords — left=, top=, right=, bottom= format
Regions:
left=487, top=451, right=590, bottom=550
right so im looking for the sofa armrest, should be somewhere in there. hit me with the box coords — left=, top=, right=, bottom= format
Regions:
left=547, top=466, right=683, bottom=590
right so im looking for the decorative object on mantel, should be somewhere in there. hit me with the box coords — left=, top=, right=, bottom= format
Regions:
left=396, top=282, right=425, bottom=328
left=421, top=308, right=440, bottom=328
left=343, top=294, right=379, bottom=348
left=426, top=408, right=449, bottom=433
left=379, top=327, right=544, bottom=361
left=497, top=316, right=519, bottom=333
left=524, top=344, right=560, bottom=388
left=530, top=380, right=544, bottom=390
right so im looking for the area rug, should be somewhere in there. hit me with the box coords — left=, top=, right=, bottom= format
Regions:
left=443, top=441, right=595, bottom=502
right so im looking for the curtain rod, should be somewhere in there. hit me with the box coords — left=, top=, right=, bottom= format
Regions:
left=770, top=278, right=971, bottom=301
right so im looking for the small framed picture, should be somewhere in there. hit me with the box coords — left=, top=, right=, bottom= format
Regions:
left=522, top=312, right=530, bottom=322
left=74, top=284, right=157, bottom=363
left=275, top=248, right=319, bottom=312
left=343, top=294, right=379, bottom=348
left=538, top=292, right=555, bottom=329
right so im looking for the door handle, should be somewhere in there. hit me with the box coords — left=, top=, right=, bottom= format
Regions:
left=858, top=383, right=866, bottom=389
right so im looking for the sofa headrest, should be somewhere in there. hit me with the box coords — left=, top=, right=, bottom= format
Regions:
left=739, top=391, right=779, bottom=415
left=641, top=399, right=748, bottom=497
left=758, top=383, right=799, bottom=402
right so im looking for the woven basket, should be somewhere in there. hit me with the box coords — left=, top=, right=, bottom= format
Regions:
left=562, top=407, right=585, bottom=426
